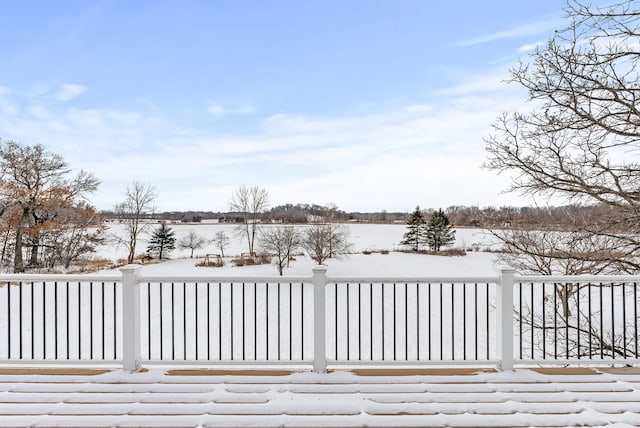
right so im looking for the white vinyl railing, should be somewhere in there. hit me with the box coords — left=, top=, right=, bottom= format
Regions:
left=0, top=265, right=638, bottom=371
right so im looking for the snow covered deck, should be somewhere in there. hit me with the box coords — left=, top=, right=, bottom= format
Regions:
left=0, top=367, right=639, bottom=427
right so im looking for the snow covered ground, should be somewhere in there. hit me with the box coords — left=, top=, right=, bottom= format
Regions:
left=96, top=223, right=500, bottom=277
left=0, top=367, right=639, bottom=427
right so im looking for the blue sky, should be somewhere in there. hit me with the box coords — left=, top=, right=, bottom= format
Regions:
left=0, top=1, right=612, bottom=212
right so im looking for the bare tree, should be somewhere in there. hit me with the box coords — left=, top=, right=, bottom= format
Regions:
left=114, top=181, right=157, bottom=264
left=260, top=226, right=301, bottom=275
left=0, top=140, right=100, bottom=272
left=44, top=202, right=105, bottom=269
left=178, top=230, right=207, bottom=258
left=212, top=230, right=230, bottom=257
left=230, top=185, right=269, bottom=255
left=484, top=0, right=640, bottom=358
left=301, top=223, right=352, bottom=265
left=484, top=0, right=640, bottom=273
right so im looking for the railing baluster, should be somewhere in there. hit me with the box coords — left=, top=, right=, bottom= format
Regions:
left=77, top=282, right=81, bottom=359
left=43, top=282, right=47, bottom=359
left=346, top=283, right=350, bottom=361
left=553, top=283, right=557, bottom=359
left=393, top=282, right=396, bottom=361
left=183, top=282, right=187, bottom=360
left=611, top=283, right=615, bottom=359
left=564, top=283, right=569, bottom=359
left=218, top=282, right=222, bottom=360
left=622, top=282, right=627, bottom=359
left=463, top=283, right=466, bottom=360
left=160, top=282, right=164, bottom=360
left=207, top=282, right=211, bottom=360
left=542, top=282, right=546, bottom=360
left=66, top=281, right=69, bottom=359
left=369, top=283, right=373, bottom=360
left=56, top=281, right=60, bottom=360
left=474, top=283, right=478, bottom=361
left=405, top=283, right=408, bottom=361
left=31, top=282, right=35, bottom=359
left=277, top=282, right=281, bottom=361
left=234, top=282, right=236, bottom=360
left=531, top=282, right=534, bottom=360
left=587, top=282, right=593, bottom=358
left=195, top=283, right=199, bottom=360
left=382, top=283, right=385, bottom=360
left=577, top=283, right=581, bottom=359
left=485, top=283, right=489, bottom=360
left=358, top=283, right=362, bottom=361
left=635, top=282, right=638, bottom=359
left=600, top=282, right=604, bottom=359
left=428, top=282, right=432, bottom=361
left=265, top=282, right=269, bottom=360
left=7, top=281, right=10, bottom=359
left=451, top=283, right=454, bottom=360
left=300, top=282, right=304, bottom=360
left=416, top=283, right=420, bottom=360
left=19, top=281, right=22, bottom=359
left=289, top=282, right=293, bottom=360
left=255, top=283, right=258, bottom=361
left=335, top=283, right=338, bottom=361
left=242, top=282, right=246, bottom=361
left=147, top=283, right=151, bottom=359
left=113, top=281, right=117, bottom=361
left=439, top=283, right=443, bottom=360
left=171, top=282, right=175, bottom=360
left=519, top=282, right=522, bottom=360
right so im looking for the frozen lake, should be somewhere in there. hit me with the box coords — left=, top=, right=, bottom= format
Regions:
left=97, top=223, right=500, bottom=277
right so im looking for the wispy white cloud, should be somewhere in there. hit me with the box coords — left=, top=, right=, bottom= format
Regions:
left=458, top=18, right=562, bottom=47
left=517, top=41, right=545, bottom=52
left=54, top=83, right=87, bottom=101
left=0, top=87, right=18, bottom=115
left=207, top=102, right=255, bottom=116
left=0, top=67, right=531, bottom=212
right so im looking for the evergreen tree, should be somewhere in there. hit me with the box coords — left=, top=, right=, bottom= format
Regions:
left=146, top=222, right=176, bottom=260
left=400, top=206, right=427, bottom=251
left=426, top=209, right=455, bottom=251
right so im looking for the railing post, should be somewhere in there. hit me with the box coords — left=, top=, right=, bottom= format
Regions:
left=312, top=265, right=328, bottom=372
left=120, top=264, right=142, bottom=371
left=497, top=267, right=516, bottom=371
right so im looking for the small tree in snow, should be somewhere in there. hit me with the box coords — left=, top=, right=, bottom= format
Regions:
left=146, top=222, right=176, bottom=260
left=400, top=206, right=427, bottom=251
left=178, top=230, right=207, bottom=258
left=212, top=230, right=230, bottom=257
left=260, top=226, right=301, bottom=275
left=302, top=223, right=352, bottom=265
left=426, top=209, right=455, bottom=251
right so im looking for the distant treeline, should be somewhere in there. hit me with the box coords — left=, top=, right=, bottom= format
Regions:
left=101, top=203, right=621, bottom=230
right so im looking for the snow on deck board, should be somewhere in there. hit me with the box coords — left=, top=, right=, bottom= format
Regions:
left=0, top=368, right=638, bottom=427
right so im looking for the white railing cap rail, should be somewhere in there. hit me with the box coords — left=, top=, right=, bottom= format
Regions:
left=0, top=273, right=122, bottom=282
left=137, top=274, right=314, bottom=284
left=326, top=275, right=501, bottom=284
left=515, top=274, right=640, bottom=283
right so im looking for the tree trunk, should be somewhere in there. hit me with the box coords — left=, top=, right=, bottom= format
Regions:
left=1, top=227, right=11, bottom=262
left=13, top=208, right=29, bottom=273
left=29, top=239, right=39, bottom=267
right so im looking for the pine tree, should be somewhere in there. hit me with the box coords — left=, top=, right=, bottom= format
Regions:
left=426, top=209, right=455, bottom=251
left=146, top=222, right=176, bottom=260
left=400, top=206, right=427, bottom=251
